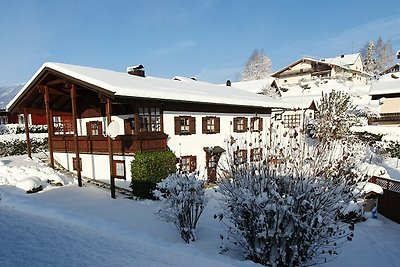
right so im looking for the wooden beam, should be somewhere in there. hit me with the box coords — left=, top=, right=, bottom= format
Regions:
left=23, top=108, right=32, bottom=158
left=44, top=86, right=54, bottom=168
left=71, top=84, right=82, bottom=187
left=38, top=85, right=70, bottom=96
left=106, top=97, right=116, bottom=199
left=46, top=79, right=65, bottom=86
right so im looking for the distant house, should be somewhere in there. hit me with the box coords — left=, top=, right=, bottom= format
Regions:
left=272, top=53, right=370, bottom=87
left=7, top=62, right=289, bottom=194
left=369, top=72, right=400, bottom=125
left=0, top=84, right=46, bottom=125
left=380, top=63, right=400, bottom=76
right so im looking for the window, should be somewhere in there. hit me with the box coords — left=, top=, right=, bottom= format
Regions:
left=233, top=117, right=248, bottom=133
left=250, top=117, right=263, bottom=132
left=18, top=114, right=25, bottom=125
left=180, top=155, right=197, bottom=173
left=0, top=116, right=8, bottom=125
left=124, top=118, right=135, bottom=134
left=275, top=114, right=282, bottom=120
left=250, top=147, right=263, bottom=162
left=202, top=116, right=220, bottom=134
left=54, top=116, right=74, bottom=135
left=138, top=107, right=161, bottom=132
left=283, top=114, right=301, bottom=128
left=86, top=121, right=103, bottom=136
left=72, top=157, right=82, bottom=171
left=174, top=116, right=196, bottom=135
left=234, top=149, right=248, bottom=165
left=113, top=160, right=126, bottom=179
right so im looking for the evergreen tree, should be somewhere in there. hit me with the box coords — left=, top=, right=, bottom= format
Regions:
left=241, top=49, right=272, bottom=81
left=363, top=41, right=375, bottom=74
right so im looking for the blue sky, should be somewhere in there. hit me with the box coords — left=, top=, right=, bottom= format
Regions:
left=1, top=0, right=399, bottom=86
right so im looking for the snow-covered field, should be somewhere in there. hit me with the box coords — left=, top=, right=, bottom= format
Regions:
left=0, top=154, right=399, bottom=267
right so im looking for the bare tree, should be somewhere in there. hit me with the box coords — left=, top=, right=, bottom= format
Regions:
left=361, top=37, right=394, bottom=76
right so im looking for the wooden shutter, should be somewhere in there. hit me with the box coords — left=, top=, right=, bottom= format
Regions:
left=244, top=118, right=248, bottom=131
left=215, top=117, right=220, bottom=133
left=174, top=117, right=181, bottom=135
left=190, top=156, right=197, bottom=172
left=97, top=122, right=103, bottom=136
left=259, top=118, right=263, bottom=131
left=250, top=117, right=255, bottom=131
left=250, top=148, right=254, bottom=162
left=124, top=119, right=131, bottom=135
left=202, top=117, right=207, bottom=133
left=189, top=116, right=196, bottom=134
left=86, top=122, right=91, bottom=136
left=233, top=117, right=238, bottom=132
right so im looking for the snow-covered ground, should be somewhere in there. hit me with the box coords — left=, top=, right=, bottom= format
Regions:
left=0, top=154, right=399, bottom=267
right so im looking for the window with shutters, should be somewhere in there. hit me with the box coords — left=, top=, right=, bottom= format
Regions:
left=113, top=160, right=126, bottom=179
left=234, top=149, right=247, bottom=165
left=138, top=107, right=161, bottom=133
left=250, top=147, right=263, bottom=162
left=250, top=117, right=263, bottom=132
left=174, top=116, right=196, bottom=135
left=72, top=157, right=82, bottom=171
left=180, top=155, right=197, bottom=173
left=233, top=117, right=247, bottom=133
left=202, top=116, right=220, bottom=134
left=86, top=121, right=102, bottom=136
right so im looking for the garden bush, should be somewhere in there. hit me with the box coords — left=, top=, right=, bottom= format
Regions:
left=130, top=150, right=176, bottom=199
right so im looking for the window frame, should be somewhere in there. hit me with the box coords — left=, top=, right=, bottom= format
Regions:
left=138, top=107, right=161, bottom=133
left=86, top=121, right=103, bottom=136
left=113, top=160, right=126, bottom=179
left=250, top=117, right=263, bottom=132
left=180, top=155, right=197, bottom=173
left=283, top=114, right=301, bottom=128
left=234, top=149, right=248, bottom=165
left=202, top=116, right=220, bottom=134
left=233, top=117, right=248, bottom=133
left=175, top=116, right=196, bottom=135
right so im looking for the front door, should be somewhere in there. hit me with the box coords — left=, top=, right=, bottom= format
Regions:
left=205, top=151, right=221, bottom=183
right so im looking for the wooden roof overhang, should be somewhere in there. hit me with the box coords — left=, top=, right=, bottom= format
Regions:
left=8, top=66, right=115, bottom=116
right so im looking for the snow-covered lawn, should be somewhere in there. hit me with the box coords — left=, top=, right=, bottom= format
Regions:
left=0, top=154, right=399, bottom=267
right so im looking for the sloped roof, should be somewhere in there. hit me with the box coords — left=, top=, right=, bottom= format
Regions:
left=228, top=78, right=275, bottom=94
left=0, top=84, right=24, bottom=110
left=369, top=72, right=400, bottom=96
left=8, top=62, right=291, bottom=111
left=272, top=53, right=363, bottom=77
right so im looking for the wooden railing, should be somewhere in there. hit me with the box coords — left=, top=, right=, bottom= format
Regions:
left=369, top=176, right=400, bottom=223
left=52, top=133, right=168, bottom=155
left=369, top=113, right=400, bottom=123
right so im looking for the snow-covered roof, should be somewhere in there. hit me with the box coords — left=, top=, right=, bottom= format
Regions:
left=8, top=62, right=291, bottom=110
left=369, top=72, right=400, bottom=96
left=323, top=53, right=360, bottom=67
left=0, top=84, right=24, bottom=110
left=228, top=78, right=275, bottom=94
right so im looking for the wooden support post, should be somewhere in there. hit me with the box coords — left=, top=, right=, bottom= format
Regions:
left=106, top=98, right=116, bottom=199
left=71, top=84, right=82, bottom=187
left=44, top=86, right=54, bottom=168
left=23, top=108, right=32, bottom=158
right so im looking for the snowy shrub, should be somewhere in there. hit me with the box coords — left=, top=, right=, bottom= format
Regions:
left=1, top=124, right=48, bottom=135
left=154, top=173, right=207, bottom=243
left=217, top=135, right=366, bottom=266
left=0, top=138, right=48, bottom=157
left=130, top=151, right=176, bottom=199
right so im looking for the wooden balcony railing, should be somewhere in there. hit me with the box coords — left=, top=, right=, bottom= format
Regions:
left=52, top=133, right=168, bottom=155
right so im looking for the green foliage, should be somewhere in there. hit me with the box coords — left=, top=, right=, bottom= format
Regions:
left=0, top=138, right=48, bottom=157
left=130, top=150, right=177, bottom=199
left=354, top=131, right=383, bottom=146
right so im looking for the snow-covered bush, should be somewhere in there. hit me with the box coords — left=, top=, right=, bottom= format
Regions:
left=0, top=124, right=48, bottom=135
left=0, top=138, right=48, bottom=157
left=154, top=173, right=207, bottom=243
left=217, top=135, right=366, bottom=266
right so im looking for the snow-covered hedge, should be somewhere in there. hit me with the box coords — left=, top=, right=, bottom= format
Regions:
left=0, top=124, right=48, bottom=135
left=154, top=173, right=207, bottom=243
left=0, top=138, right=48, bottom=157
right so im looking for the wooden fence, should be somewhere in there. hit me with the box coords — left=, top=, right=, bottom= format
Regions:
left=370, top=176, right=400, bottom=223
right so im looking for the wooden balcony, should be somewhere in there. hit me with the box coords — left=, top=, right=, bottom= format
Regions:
left=369, top=113, right=400, bottom=125
left=52, top=133, right=168, bottom=155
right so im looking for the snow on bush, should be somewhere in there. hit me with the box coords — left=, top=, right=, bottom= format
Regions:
left=216, top=136, right=367, bottom=266
left=154, top=173, right=207, bottom=243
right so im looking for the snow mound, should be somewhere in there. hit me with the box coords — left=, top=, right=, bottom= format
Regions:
left=357, top=162, right=389, bottom=178
left=15, top=176, right=42, bottom=192
left=357, top=182, right=384, bottom=195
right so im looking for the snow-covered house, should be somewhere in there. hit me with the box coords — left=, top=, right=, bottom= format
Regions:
left=272, top=53, right=370, bottom=87
left=0, top=84, right=47, bottom=125
left=7, top=62, right=289, bottom=194
left=380, top=63, right=400, bottom=76
left=369, top=72, right=400, bottom=125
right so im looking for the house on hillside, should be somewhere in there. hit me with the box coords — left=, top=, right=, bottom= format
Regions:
left=7, top=62, right=289, bottom=196
left=369, top=72, right=400, bottom=125
left=380, top=63, right=400, bottom=76
left=272, top=53, right=370, bottom=87
left=0, top=84, right=47, bottom=125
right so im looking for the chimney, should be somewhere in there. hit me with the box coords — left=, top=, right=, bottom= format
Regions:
left=226, top=80, right=231, bottom=86
left=127, top=65, right=145, bottom=77
left=341, top=55, right=344, bottom=58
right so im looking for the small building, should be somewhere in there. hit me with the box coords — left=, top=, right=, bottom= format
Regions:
left=7, top=62, right=289, bottom=195
left=272, top=53, right=370, bottom=87
left=369, top=72, right=400, bottom=125
left=380, top=63, right=400, bottom=76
